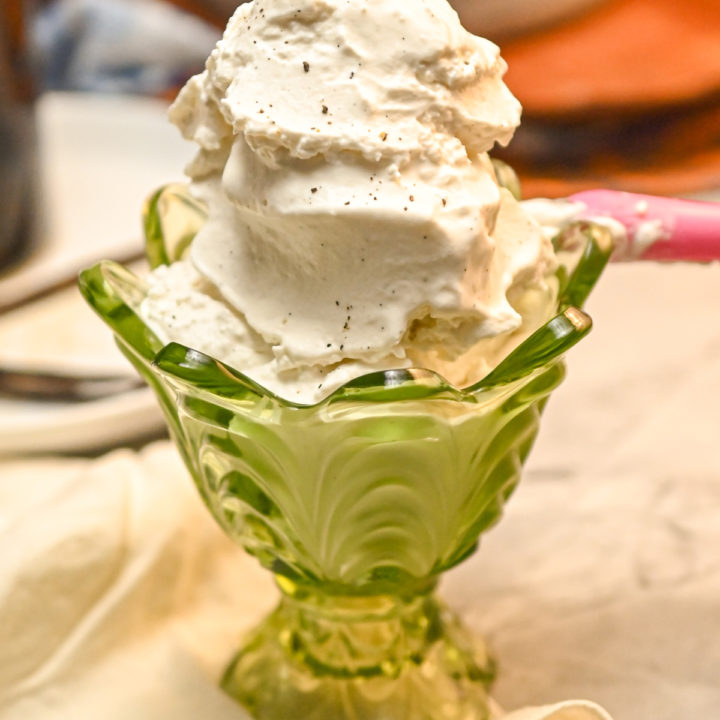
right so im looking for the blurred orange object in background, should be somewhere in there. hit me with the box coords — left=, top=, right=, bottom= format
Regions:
left=493, top=0, right=720, bottom=197
left=503, top=0, right=720, bottom=114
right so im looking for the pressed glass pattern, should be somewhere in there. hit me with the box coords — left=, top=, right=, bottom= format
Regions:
left=79, top=184, right=611, bottom=720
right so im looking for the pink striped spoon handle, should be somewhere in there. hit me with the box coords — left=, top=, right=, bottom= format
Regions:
left=569, top=189, right=720, bottom=263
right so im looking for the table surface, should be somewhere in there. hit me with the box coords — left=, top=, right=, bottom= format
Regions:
left=1, top=93, right=719, bottom=720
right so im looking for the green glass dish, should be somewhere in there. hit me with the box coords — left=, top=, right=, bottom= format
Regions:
left=79, top=185, right=612, bottom=720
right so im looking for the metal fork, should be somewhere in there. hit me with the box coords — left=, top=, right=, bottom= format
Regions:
left=0, top=247, right=149, bottom=402
left=0, top=366, right=145, bottom=403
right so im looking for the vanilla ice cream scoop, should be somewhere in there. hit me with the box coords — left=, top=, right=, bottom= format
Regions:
left=141, top=0, right=559, bottom=402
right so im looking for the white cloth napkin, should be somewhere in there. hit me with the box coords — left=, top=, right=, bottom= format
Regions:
left=0, top=443, right=612, bottom=720
left=503, top=703, right=611, bottom=720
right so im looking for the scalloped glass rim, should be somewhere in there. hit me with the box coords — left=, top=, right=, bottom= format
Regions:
left=101, top=182, right=612, bottom=406
left=78, top=233, right=607, bottom=409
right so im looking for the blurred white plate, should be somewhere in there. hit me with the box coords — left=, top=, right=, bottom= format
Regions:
left=0, top=92, right=187, bottom=455
left=0, top=91, right=191, bottom=313
left=0, top=387, right=164, bottom=455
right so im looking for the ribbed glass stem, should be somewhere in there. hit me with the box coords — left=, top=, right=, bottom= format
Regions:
left=222, top=577, right=495, bottom=720
left=275, top=577, right=440, bottom=678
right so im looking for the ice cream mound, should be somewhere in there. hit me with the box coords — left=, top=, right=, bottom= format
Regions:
left=139, top=0, right=559, bottom=403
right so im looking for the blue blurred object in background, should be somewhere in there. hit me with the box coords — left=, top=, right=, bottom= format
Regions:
left=32, top=0, right=220, bottom=94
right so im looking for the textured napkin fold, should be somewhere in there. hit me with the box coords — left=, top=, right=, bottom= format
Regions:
left=0, top=443, right=613, bottom=720
left=502, top=702, right=611, bottom=720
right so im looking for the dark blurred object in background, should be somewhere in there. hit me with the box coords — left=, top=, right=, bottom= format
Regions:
left=0, top=0, right=40, bottom=271
left=163, top=0, right=241, bottom=28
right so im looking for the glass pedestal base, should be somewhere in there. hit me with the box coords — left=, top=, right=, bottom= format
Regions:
left=221, top=580, right=495, bottom=720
